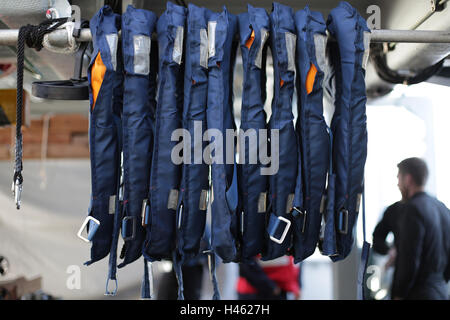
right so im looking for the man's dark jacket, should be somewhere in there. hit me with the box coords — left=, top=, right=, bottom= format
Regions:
left=372, top=201, right=404, bottom=255
left=392, top=192, right=450, bottom=300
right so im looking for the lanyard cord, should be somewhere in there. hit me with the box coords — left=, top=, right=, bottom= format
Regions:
left=12, top=18, right=67, bottom=209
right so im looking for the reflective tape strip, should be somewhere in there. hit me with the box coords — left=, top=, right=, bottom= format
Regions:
left=199, top=28, right=208, bottom=69
left=258, top=192, right=267, bottom=213
left=313, top=33, right=327, bottom=73
left=133, top=34, right=151, bottom=75
left=255, top=28, right=269, bottom=69
left=208, top=21, right=217, bottom=58
left=199, top=189, right=208, bottom=211
left=106, top=33, right=118, bottom=71
left=285, top=32, right=297, bottom=72
left=173, top=26, right=184, bottom=65
left=362, top=31, right=371, bottom=70
left=109, top=195, right=116, bottom=214
left=286, top=193, right=295, bottom=214
left=168, top=189, right=179, bottom=210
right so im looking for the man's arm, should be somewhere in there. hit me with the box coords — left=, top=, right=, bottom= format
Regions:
left=372, top=205, right=396, bottom=255
left=391, top=206, right=425, bottom=299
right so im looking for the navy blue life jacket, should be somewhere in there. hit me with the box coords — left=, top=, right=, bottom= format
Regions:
left=206, top=7, right=240, bottom=264
left=237, top=4, right=270, bottom=262
left=143, top=1, right=186, bottom=262
left=118, top=5, right=158, bottom=268
left=292, top=6, right=331, bottom=262
left=325, top=1, right=370, bottom=262
left=262, top=2, right=298, bottom=261
left=175, top=3, right=209, bottom=263
left=83, top=5, right=122, bottom=266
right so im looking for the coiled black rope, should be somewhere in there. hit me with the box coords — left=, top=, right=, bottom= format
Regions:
left=13, top=18, right=67, bottom=209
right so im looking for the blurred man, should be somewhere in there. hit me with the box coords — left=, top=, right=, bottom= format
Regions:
left=236, top=255, right=301, bottom=300
left=392, top=157, right=450, bottom=300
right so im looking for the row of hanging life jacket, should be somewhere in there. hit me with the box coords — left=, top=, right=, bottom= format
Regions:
left=81, top=1, right=370, bottom=297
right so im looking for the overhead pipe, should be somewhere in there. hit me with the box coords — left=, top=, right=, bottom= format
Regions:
left=1, top=28, right=450, bottom=47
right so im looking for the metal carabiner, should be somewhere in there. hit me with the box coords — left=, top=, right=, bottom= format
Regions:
left=12, top=177, right=23, bottom=210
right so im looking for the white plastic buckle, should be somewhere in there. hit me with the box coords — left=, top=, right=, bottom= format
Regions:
left=77, top=216, right=100, bottom=243
left=269, top=216, right=291, bottom=245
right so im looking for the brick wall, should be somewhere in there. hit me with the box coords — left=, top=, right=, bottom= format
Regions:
left=0, top=114, right=89, bottom=159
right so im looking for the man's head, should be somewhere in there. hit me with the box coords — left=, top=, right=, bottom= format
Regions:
left=397, top=157, right=428, bottom=200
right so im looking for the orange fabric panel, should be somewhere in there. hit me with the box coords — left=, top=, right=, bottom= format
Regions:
left=245, top=30, right=255, bottom=49
left=306, top=63, right=317, bottom=94
left=91, top=53, right=106, bottom=110
left=280, top=79, right=284, bottom=87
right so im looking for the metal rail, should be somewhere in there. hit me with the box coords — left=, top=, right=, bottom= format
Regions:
left=1, top=28, right=450, bottom=47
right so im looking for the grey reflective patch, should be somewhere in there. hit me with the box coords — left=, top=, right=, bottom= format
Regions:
left=167, top=189, right=179, bottom=210
left=319, top=195, right=326, bottom=214
left=362, top=31, right=371, bottom=70
left=285, top=32, right=297, bottom=72
left=173, top=26, right=184, bottom=65
left=313, top=33, right=327, bottom=73
left=200, top=28, right=208, bottom=69
left=106, top=33, right=118, bottom=71
left=208, top=21, right=217, bottom=59
left=199, top=189, right=208, bottom=211
left=109, top=195, right=116, bottom=214
left=258, top=192, right=267, bottom=213
left=286, top=193, right=295, bottom=214
left=255, top=28, right=269, bottom=69
left=355, top=193, right=362, bottom=213
left=141, top=199, right=148, bottom=223
left=133, top=34, right=150, bottom=75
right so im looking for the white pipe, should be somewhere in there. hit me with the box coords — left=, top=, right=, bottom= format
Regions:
left=1, top=28, right=450, bottom=47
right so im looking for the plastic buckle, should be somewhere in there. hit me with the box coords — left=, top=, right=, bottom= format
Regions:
left=292, top=207, right=307, bottom=233
left=269, top=216, right=291, bottom=245
left=338, top=209, right=349, bottom=234
left=77, top=216, right=100, bottom=242
left=122, top=216, right=136, bottom=241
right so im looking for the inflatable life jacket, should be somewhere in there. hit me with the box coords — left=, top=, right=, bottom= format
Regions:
left=143, top=1, right=186, bottom=262
left=325, top=1, right=370, bottom=262
left=292, top=6, right=331, bottom=262
left=262, top=2, right=298, bottom=261
left=81, top=6, right=122, bottom=267
left=206, top=7, right=241, bottom=264
left=118, top=5, right=158, bottom=268
left=237, top=4, right=270, bottom=262
left=175, top=3, right=209, bottom=264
